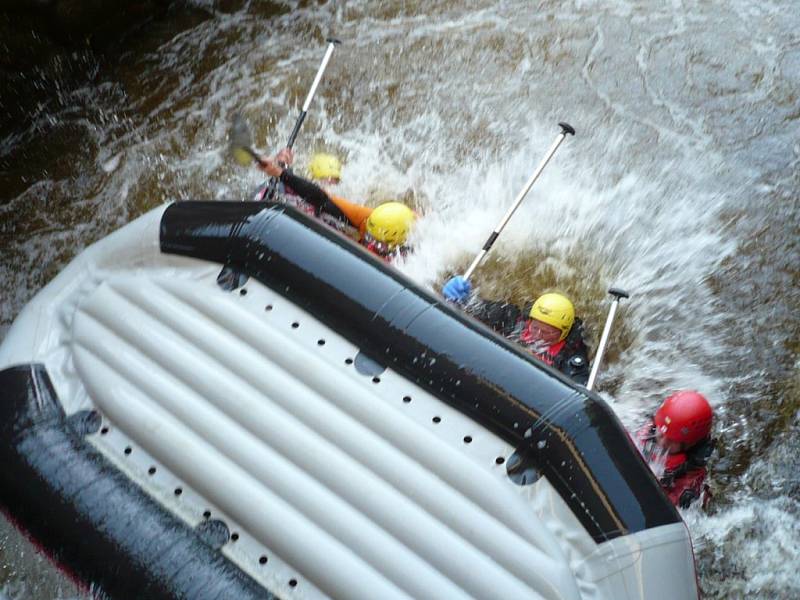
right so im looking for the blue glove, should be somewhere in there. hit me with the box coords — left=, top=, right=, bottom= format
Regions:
left=442, top=276, right=472, bottom=303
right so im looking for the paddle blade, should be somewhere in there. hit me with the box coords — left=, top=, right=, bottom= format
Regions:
left=233, top=146, right=254, bottom=167
left=229, top=112, right=256, bottom=166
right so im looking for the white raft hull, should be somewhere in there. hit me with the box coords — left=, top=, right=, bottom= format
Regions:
left=0, top=201, right=699, bottom=600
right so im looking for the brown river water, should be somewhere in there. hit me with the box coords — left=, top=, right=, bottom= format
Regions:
left=1, top=1, right=798, bottom=598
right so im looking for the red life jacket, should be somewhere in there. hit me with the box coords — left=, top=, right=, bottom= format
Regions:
left=363, top=240, right=412, bottom=263
left=636, top=423, right=709, bottom=508
left=364, top=240, right=393, bottom=262
left=519, top=320, right=566, bottom=365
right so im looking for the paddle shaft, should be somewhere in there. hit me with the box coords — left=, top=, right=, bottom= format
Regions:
left=586, top=288, right=630, bottom=391
left=285, top=38, right=341, bottom=150
left=265, top=38, right=341, bottom=199
left=462, top=122, right=575, bottom=281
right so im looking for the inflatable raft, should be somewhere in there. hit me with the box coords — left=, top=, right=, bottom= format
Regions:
left=0, top=201, right=700, bottom=600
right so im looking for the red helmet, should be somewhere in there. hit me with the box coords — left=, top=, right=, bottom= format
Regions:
left=654, top=391, right=713, bottom=445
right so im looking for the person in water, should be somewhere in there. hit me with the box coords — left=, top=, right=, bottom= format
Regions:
left=442, top=276, right=590, bottom=385
left=637, top=390, right=714, bottom=509
left=258, top=149, right=416, bottom=260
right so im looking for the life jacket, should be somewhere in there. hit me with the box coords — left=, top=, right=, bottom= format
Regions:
left=519, top=329, right=566, bottom=366
left=363, top=240, right=411, bottom=263
left=637, top=422, right=713, bottom=508
left=518, top=320, right=573, bottom=366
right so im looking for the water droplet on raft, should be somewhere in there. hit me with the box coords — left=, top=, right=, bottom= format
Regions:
left=524, top=427, right=533, bottom=438
left=537, top=440, right=547, bottom=449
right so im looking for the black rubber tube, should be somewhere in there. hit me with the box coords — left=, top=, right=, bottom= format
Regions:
left=0, top=364, right=276, bottom=600
left=160, top=201, right=680, bottom=542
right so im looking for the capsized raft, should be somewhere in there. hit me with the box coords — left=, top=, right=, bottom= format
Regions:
left=0, top=201, right=699, bottom=600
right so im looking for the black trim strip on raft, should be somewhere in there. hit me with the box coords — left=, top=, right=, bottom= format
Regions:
left=160, top=201, right=680, bottom=543
left=0, top=364, right=277, bottom=600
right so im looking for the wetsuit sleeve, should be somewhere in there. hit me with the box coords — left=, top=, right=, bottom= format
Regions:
left=470, top=300, right=524, bottom=337
left=328, top=194, right=374, bottom=235
left=279, top=170, right=347, bottom=222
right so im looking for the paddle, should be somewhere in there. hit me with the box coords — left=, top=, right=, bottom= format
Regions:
left=462, top=122, right=575, bottom=280
left=221, top=39, right=341, bottom=291
left=262, top=38, right=341, bottom=200
left=586, top=287, right=629, bottom=391
left=229, top=38, right=340, bottom=171
left=229, top=112, right=267, bottom=168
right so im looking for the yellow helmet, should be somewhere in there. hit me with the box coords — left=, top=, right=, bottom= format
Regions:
left=308, top=153, right=342, bottom=181
left=529, top=293, right=575, bottom=341
left=365, top=202, right=416, bottom=247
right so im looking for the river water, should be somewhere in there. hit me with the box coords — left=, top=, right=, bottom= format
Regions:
left=1, top=1, right=798, bottom=598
